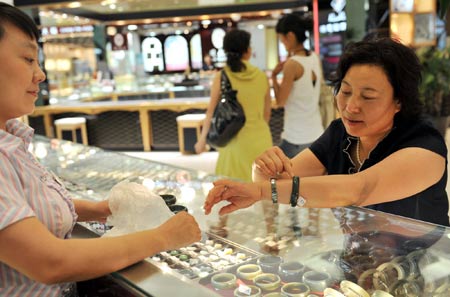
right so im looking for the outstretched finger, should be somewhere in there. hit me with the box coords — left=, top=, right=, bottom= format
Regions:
left=203, top=187, right=224, bottom=214
left=219, top=203, right=240, bottom=215
left=204, top=181, right=231, bottom=214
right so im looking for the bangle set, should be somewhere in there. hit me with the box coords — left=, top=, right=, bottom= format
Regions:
left=270, top=175, right=306, bottom=207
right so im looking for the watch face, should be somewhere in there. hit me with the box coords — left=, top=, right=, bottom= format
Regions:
left=393, top=0, right=413, bottom=12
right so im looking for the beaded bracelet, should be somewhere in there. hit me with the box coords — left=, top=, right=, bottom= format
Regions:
left=270, top=178, right=278, bottom=204
left=290, top=176, right=299, bottom=207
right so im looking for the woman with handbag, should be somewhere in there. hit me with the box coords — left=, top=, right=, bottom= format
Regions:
left=195, top=29, right=272, bottom=182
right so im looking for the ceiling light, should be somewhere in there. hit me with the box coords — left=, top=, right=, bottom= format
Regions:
left=106, top=26, right=117, bottom=36
left=230, top=13, right=241, bottom=22
left=68, top=2, right=81, bottom=8
left=128, top=24, right=138, bottom=31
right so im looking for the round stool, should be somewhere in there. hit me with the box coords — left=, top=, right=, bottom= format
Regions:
left=54, top=117, right=88, bottom=145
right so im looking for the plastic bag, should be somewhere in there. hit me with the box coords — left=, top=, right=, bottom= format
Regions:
left=102, top=181, right=173, bottom=237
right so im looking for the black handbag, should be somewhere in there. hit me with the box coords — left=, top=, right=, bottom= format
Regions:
left=207, top=70, right=246, bottom=148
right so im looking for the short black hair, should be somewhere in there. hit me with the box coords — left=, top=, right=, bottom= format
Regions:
left=275, top=13, right=312, bottom=44
left=332, top=38, right=423, bottom=120
left=223, top=29, right=250, bottom=72
left=0, top=2, right=40, bottom=42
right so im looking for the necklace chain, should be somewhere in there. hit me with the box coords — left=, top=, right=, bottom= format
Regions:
left=356, top=138, right=363, bottom=166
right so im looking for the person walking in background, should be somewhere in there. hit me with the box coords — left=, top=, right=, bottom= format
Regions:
left=195, top=29, right=272, bottom=182
left=202, top=53, right=215, bottom=71
left=272, top=13, right=324, bottom=158
left=0, top=3, right=201, bottom=296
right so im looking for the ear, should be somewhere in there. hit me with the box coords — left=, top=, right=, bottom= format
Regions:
left=394, top=99, right=401, bottom=113
left=286, top=31, right=296, bottom=41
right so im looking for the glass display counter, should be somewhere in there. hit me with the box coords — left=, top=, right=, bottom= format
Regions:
left=31, top=135, right=450, bottom=297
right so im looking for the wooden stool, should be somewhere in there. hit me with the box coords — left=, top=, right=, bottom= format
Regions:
left=54, top=117, right=88, bottom=145
left=176, top=114, right=206, bottom=154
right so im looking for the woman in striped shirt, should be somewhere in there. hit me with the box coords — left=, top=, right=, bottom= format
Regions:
left=0, top=3, right=201, bottom=296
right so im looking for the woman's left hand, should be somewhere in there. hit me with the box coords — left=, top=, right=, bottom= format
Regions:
left=272, top=61, right=285, bottom=77
left=203, top=179, right=263, bottom=215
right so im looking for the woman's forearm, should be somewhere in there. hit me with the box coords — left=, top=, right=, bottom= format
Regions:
left=259, top=174, right=365, bottom=208
left=50, top=228, right=167, bottom=283
left=73, top=199, right=110, bottom=222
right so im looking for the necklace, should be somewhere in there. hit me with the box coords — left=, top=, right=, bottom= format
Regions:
left=291, top=47, right=306, bottom=56
left=356, top=138, right=363, bottom=166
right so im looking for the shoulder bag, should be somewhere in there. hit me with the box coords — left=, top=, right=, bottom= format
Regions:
left=206, top=70, right=246, bottom=148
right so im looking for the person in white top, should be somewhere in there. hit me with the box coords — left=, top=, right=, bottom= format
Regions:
left=272, top=14, right=324, bottom=158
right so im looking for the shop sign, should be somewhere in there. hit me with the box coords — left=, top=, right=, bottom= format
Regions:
left=319, top=0, right=347, bottom=34
left=41, top=25, right=94, bottom=36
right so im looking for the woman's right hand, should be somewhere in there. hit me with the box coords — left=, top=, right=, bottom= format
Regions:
left=253, top=146, right=294, bottom=178
left=158, top=212, right=201, bottom=250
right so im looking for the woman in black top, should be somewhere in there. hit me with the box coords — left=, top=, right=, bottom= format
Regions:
left=203, top=38, right=449, bottom=226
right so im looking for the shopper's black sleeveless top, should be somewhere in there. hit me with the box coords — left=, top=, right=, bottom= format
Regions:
left=309, top=116, right=449, bottom=226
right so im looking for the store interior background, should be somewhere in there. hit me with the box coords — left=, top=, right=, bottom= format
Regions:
left=9, top=1, right=450, bottom=188
left=13, top=0, right=399, bottom=106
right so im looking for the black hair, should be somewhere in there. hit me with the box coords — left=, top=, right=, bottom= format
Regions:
left=0, top=2, right=40, bottom=42
left=275, top=13, right=312, bottom=44
left=331, top=38, right=423, bottom=120
left=223, top=29, right=250, bottom=72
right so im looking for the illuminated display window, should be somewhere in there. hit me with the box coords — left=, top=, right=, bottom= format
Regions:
left=142, top=37, right=164, bottom=72
left=190, top=34, right=203, bottom=70
left=164, top=36, right=189, bottom=71
left=390, top=0, right=436, bottom=47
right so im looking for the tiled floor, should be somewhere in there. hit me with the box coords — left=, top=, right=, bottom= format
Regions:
left=123, top=151, right=218, bottom=174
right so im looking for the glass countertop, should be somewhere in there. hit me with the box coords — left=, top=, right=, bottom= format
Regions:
left=31, top=135, right=450, bottom=297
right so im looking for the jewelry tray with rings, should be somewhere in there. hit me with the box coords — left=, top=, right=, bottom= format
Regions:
left=80, top=221, right=262, bottom=281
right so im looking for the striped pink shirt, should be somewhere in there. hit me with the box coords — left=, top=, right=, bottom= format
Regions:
left=0, top=119, right=78, bottom=297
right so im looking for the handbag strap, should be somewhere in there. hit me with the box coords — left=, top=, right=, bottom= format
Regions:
left=221, top=70, right=233, bottom=93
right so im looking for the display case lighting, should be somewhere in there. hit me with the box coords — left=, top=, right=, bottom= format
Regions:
left=68, top=2, right=81, bottom=9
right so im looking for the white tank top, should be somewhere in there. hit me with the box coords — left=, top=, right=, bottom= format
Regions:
left=282, top=53, right=324, bottom=144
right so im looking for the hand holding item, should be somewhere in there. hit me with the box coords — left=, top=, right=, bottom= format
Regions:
left=203, top=179, right=263, bottom=215
left=156, top=211, right=201, bottom=250
left=253, top=146, right=294, bottom=178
